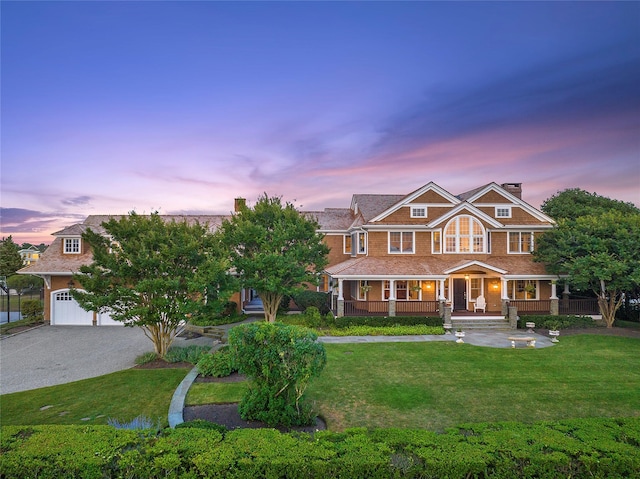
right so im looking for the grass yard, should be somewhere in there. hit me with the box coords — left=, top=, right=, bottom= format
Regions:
left=0, top=368, right=189, bottom=427
left=2, top=335, right=639, bottom=433
left=306, top=335, right=640, bottom=431
left=186, top=382, right=247, bottom=405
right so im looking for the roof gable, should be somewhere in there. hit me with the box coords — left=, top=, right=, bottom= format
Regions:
left=369, top=182, right=460, bottom=222
left=464, top=183, right=555, bottom=224
left=427, top=202, right=504, bottom=228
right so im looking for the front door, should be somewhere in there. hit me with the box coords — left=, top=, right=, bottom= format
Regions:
left=453, top=278, right=467, bottom=311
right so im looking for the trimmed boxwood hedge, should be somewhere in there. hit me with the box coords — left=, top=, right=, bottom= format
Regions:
left=517, top=315, right=598, bottom=330
left=2, top=417, right=639, bottom=478
left=335, top=315, right=442, bottom=328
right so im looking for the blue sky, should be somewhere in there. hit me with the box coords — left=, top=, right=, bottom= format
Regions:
left=2, top=1, right=639, bottom=244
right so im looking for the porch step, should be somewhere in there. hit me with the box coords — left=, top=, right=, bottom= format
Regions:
left=243, top=298, right=265, bottom=316
left=451, top=316, right=512, bottom=331
left=183, top=324, right=227, bottom=342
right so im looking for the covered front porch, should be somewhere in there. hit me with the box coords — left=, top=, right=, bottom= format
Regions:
left=327, top=262, right=599, bottom=319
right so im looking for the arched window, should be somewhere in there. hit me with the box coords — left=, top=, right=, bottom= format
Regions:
left=444, top=215, right=485, bottom=253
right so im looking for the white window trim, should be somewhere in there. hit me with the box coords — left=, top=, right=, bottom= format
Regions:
left=508, top=231, right=535, bottom=254
left=357, top=232, right=367, bottom=255
left=495, top=206, right=512, bottom=218
left=388, top=231, right=415, bottom=254
left=444, top=216, right=486, bottom=254
left=410, top=205, right=428, bottom=218
left=343, top=235, right=352, bottom=255
left=507, top=280, right=539, bottom=300
left=64, top=237, right=81, bottom=254
left=432, top=229, right=442, bottom=254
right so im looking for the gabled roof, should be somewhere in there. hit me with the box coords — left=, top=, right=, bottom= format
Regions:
left=443, top=260, right=507, bottom=275
left=351, top=194, right=405, bottom=223
left=426, top=202, right=504, bottom=228
left=308, top=208, right=355, bottom=231
left=463, top=183, right=556, bottom=224
left=369, top=182, right=460, bottom=223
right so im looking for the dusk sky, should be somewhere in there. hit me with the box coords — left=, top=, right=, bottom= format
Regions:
left=2, top=1, right=639, bottom=245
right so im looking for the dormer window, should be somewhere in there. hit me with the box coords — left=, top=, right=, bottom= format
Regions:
left=495, top=207, right=512, bottom=218
left=64, top=238, right=81, bottom=254
left=410, top=206, right=427, bottom=218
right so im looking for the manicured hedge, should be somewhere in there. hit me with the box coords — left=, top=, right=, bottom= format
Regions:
left=335, top=315, right=442, bottom=328
left=3, top=417, right=639, bottom=478
left=517, top=315, right=597, bottom=330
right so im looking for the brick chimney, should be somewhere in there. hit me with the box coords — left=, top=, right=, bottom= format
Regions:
left=234, top=198, right=246, bottom=212
left=501, top=183, right=522, bottom=199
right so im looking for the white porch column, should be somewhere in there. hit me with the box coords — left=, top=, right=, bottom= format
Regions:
left=501, top=278, right=509, bottom=300
left=563, top=283, right=570, bottom=295
left=439, top=279, right=446, bottom=301
left=389, top=280, right=396, bottom=300
left=338, top=279, right=344, bottom=301
left=550, top=280, right=558, bottom=299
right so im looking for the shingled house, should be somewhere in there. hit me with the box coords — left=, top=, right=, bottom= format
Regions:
left=19, top=181, right=598, bottom=325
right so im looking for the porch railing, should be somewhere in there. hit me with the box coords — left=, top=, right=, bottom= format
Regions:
left=342, top=300, right=439, bottom=317
left=560, top=298, right=599, bottom=315
left=510, top=299, right=600, bottom=315
left=396, top=301, right=439, bottom=315
left=343, top=300, right=388, bottom=317
left=509, top=300, right=551, bottom=314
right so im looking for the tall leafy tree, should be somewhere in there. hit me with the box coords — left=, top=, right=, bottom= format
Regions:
left=72, top=212, right=233, bottom=357
left=541, top=188, right=639, bottom=221
left=535, top=210, right=640, bottom=327
left=220, top=194, right=329, bottom=323
left=0, top=236, right=23, bottom=278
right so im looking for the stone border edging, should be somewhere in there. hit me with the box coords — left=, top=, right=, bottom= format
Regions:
left=168, top=367, right=199, bottom=428
left=0, top=322, right=46, bottom=340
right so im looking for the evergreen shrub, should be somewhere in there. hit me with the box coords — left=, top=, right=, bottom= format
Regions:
left=229, top=322, right=326, bottom=427
left=196, top=346, right=237, bottom=377
left=518, top=315, right=597, bottom=330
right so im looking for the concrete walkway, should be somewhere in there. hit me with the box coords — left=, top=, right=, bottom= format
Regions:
left=318, top=330, right=555, bottom=348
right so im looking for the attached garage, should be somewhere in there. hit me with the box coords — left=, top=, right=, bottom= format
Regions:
left=97, top=311, right=121, bottom=326
left=51, top=290, right=124, bottom=326
left=51, top=290, right=94, bottom=325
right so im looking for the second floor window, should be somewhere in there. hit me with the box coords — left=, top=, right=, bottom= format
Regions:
left=508, top=232, right=534, bottom=253
left=64, top=238, right=80, bottom=254
left=357, top=232, right=367, bottom=254
left=444, top=216, right=485, bottom=253
left=344, top=235, right=352, bottom=254
left=389, top=231, right=414, bottom=253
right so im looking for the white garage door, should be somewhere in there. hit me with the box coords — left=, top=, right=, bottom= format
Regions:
left=51, top=290, right=94, bottom=326
left=97, top=310, right=122, bottom=326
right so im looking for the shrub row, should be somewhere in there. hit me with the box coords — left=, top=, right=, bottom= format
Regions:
left=335, top=315, right=443, bottom=328
left=517, top=315, right=597, bottom=330
left=327, top=325, right=444, bottom=336
left=2, top=417, right=639, bottom=478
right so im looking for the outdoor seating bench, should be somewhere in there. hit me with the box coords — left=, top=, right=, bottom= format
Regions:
left=507, top=336, right=536, bottom=348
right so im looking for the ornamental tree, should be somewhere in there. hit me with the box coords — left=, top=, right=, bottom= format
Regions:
left=0, top=236, right=22, bottom=278
left=220, top=194, right=329, bottom=323
left=72, top=212, right=233, bottom=358
left=534, top=210, right=640, bottom=327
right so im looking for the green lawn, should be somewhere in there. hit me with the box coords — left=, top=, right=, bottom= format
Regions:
left=2, top=335, right=639, bottom=433
left=306, top=335, right=640, bottom=431
left=0, top=368, right=189, bottom=427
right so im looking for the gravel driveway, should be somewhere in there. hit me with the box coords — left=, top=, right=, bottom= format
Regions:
left=0, top=325, right=212, bottom=395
